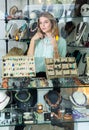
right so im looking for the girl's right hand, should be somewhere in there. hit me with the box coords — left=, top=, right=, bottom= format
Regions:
left=32, top=32, right=44, bottom=41
left=27, top=32, right=43, bottom=56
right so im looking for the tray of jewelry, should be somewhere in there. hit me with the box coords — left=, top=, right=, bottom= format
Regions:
left=86, top=57, right=89, bottom=75
left=45, top=57, right=78, bottom=79
left=2, top=56, right=36, bottom=78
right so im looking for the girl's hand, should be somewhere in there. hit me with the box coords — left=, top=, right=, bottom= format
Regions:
left=27, top=32, right=44, bottom=56
left=32, top=31, right=44, bottom=41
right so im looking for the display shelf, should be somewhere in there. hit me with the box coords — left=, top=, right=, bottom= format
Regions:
left=68, top=45, right=89, bottom=50
left=5, top=15, right=89, bottom=21
left=0, top=0, right=89, bottom=128
left=0, top=38, right=30, bottom=42
left=1, top=76, right=89, bottom=90
left=0, top=107, right=89, bottom=127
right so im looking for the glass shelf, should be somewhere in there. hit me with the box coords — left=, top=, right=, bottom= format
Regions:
left=0, top=15, right=88, bottom=22
left=67, top=45, right=89, bottom=49
left=0, top=38, right=30, bottom=42
left=1, top=76, right=89, bottom=90
left=51, top=117, right=89, bottom=124
left=5, top=17, right=30, bottom=21
left=0, top=107, right=89, bottom=127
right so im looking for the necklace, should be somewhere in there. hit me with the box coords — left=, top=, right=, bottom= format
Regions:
left=15, top=91, right=31, bottom=102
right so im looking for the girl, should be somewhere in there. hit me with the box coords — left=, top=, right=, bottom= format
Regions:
left=27, top=12, right=67, bottom=75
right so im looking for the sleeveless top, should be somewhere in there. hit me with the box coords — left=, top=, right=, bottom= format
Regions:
left=34, top=36, right=67, bottom=72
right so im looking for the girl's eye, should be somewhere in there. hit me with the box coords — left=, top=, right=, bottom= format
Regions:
left=39, top=20, right=49, bottom=25
left=45, top=21, right=49, bottom=23
left=44, top=20, right=50, bottom=23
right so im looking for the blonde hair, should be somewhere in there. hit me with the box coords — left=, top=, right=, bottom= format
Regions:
left=38, top=12, right=59, bottom=37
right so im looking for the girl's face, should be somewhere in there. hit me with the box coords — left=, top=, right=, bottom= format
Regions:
left=39, top=16, right=52, bottom=35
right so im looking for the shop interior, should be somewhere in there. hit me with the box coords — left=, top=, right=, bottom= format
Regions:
left=0, top=0, right=89, bottom=130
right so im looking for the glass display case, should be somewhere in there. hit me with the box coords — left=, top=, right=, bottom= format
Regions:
left=0, top=0, right=89, bottom=128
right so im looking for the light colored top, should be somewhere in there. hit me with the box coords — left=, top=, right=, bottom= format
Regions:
left=34, top=36, right=67, bottom=72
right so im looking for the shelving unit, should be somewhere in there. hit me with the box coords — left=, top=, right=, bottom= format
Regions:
left=0, top=1, right=89, bottom=130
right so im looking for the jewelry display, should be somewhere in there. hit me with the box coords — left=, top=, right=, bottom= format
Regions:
left=45, top=57, right=78, bottom=79
left=2, top=56, right=36, bottom=78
